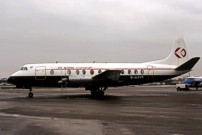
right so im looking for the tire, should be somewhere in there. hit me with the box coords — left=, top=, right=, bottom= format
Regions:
left=177, top=87, right=181, bottom=91
left=28, top=92, right=33, bottom=98
left=91, top=90, right=104, bottom=98
left=185, top=85, right=189, bottom=91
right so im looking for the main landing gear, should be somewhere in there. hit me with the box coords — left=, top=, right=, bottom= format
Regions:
left=90, top=87, right=107, bottom=98
left=28, top=88, right=33, bottom=98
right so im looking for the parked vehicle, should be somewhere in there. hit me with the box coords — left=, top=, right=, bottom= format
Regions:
left=176, top=76, right=202, bottom=91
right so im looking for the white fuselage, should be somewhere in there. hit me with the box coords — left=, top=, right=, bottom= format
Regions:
left=8, top=62, right=187, bottom=88
left=12, top=63, right=182, bottom=77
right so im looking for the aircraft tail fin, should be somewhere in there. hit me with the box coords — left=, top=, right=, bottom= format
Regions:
left=151, top=38, right=189, bottom=66
left=175, top=57, right=200, bottom=71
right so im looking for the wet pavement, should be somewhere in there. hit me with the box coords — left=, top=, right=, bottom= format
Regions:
left=0, top=86, right=202, bottom=135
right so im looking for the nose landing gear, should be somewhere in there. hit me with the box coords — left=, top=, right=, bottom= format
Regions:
left=28, top=88, right=33, bottom=98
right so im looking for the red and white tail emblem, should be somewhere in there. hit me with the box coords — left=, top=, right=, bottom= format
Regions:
left=175, top=47, right=187, bottom=58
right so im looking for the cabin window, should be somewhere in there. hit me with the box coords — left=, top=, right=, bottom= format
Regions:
left=134, top=69, right=138, bottom=74
left=90, top=69, right=94, bottom=75
left=76, top=69, right=80, bottom=75
left=141, top=69, right=144, bottom=74
left=121, top=69, right=124, bottom=74
left=50, top=70, right=54, bottom=75
left=98, top=69, right=102, bottom=74
left=67, top=70, right=71, bottom=75
left=128, top=69, right=131, bottom=74
left=82, top=69, right=86, bottom=75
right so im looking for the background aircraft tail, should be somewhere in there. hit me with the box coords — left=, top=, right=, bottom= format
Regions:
left=151, top=38, right=189, bottom=66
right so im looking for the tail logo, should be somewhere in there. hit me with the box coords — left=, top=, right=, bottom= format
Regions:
left=175, top=47, right=187, bottom=58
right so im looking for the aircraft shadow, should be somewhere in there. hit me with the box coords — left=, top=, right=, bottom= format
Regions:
left=15, top=93, right=122, bottom=101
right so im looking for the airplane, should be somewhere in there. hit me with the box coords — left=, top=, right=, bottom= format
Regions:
left=7, top=38, right=200, bottom=98
left=176, top=76, right=202, bottom=91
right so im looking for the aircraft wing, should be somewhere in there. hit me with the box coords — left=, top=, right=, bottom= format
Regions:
left=92, top=70, right=121, bottom=81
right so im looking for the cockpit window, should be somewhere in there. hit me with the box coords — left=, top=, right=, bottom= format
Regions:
left=20, top=67, right=28, bottom=71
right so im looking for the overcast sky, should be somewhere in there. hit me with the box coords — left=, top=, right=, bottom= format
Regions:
left=1, top=0, right=202, bottom=77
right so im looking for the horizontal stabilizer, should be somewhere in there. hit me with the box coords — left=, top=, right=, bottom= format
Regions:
left=175, top=57, right=200, bottom=71
left=93, top=70, right=121, bottom=81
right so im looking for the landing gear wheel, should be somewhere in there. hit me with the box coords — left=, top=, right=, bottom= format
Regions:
left=28, top=87, right=33, bottom=98
left=91, top=90, right=105, bottom=98
left=91, top=91, right=97, bottom=97
left=177, top=87, right=181, bottom=91
left=28, top=92, right=33, bottom=98
left=98, top=90, right=104, bottom=97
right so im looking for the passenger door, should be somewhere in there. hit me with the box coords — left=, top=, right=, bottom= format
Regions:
left=147, top=65, right=154, bottom=79
left=35, top=66, right=46, bottom=80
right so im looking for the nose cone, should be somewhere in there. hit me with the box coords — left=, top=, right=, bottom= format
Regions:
left=7, top=71, right=21, bottom=85
left=7, top=76, right=15, bottom=84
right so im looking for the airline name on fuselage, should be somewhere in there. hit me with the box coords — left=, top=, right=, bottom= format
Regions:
left=58, top=67, right=93, bottom=70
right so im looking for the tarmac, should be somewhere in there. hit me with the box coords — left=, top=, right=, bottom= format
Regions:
left=0, top=86, right=202, bottom=135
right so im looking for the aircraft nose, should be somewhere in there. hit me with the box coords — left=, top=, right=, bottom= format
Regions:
left=7, top=76, right=15, bottom=84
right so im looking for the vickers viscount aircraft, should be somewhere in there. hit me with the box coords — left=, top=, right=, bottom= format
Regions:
left=8, top=38, right=200, bottom=98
